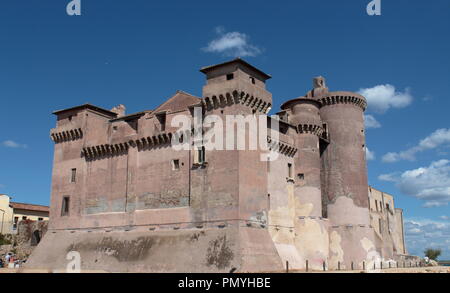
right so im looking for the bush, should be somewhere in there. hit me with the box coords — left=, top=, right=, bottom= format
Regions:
left=0, top=234, right=12, bottom=245
left=424, top=248, right=442, bottom=261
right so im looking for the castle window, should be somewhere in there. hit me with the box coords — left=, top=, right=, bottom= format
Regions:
left=268, top=194, right=271, bottom=210
left=71, top=168, right=77, bottom=183
left=288, top=163, right=293, bottom=178
left=22, top=216, right=27, bottom=220
left=198, top=146, right=206, bottom=164
left=226, top=73, right=234, bottom=81
left=298, top=173, right=305, bottom=180
left=250, top=77, right=256, bottom=84
left=157, top=113, right=167, bottom=132
left=172, top=159, right=180, bottom=171
left=38, top=218, right=44, bottom=221
left=379, top=218, right=382, bottom=234
left=68, top=115, right=73, bottom=122
left=61, top=196, right=70, bottom=217
left=375, top=200, right=379, bottom=212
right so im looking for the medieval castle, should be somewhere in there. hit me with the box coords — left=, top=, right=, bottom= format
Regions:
left=27, top=59, right=407, bottom=272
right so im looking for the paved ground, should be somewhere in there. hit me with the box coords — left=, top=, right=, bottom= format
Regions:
left=0, top=266, right=448, bottom=274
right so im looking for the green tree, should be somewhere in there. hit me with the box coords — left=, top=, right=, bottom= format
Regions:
left=424, top=248, right=442, bottom=261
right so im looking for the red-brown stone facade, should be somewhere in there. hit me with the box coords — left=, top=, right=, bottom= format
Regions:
left=26, top=59, right=406, bottom=272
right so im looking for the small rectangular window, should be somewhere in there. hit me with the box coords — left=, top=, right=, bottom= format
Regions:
left=61, top=196, right=70, bottom=216
left=375, top=200, right=379, bottom=212
left=71, top=168, right=77, bottom=183
left=198, top=146, right=206, bottom=164
left=226, top=73, right=234, bottom=80
left=379, top=218, right=382, bottom=234
left=298, top=173, right=305, bottom=180
left=172, top=159, right=180, bottom=170
left=22, top=216, right=27, bottom=220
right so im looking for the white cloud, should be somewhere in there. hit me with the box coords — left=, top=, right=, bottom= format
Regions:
left=378, top=173, right=397, bottom=182
left=364, top=115, right=381, bottom=129
left=440, top=216, right=449, bottom=221
left=404, top=218, right=450, bottom=259
left=365, top=147, right=376, bottom=161
left=379, top=160, right=450, bottom=207
left=382, top=128, right=450, bottom=163
left=203, top=27, right=262, bottom=57
left=358, top=84, right=413, bottom=114
left=423, top=201, right=448, bottom=208
left=2, top=140, right=27, bottom=148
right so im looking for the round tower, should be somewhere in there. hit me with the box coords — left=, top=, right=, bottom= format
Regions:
left=318, top=91, right=369, bottom=223
left=280, top=96, right=329, bottom=270
left=281, top=98, right=323, bottom=217
left=315, top=85, right=376, bottom=270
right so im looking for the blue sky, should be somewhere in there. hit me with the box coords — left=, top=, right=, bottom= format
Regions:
left=0, top=0, right=449, bottom=258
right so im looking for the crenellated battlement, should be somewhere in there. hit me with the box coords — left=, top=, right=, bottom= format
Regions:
left=267, top=136, right=297, bottom=157
left=317, top=92, right=367, bottom=111
left=202, top=90, right=272, bottom=114
left=50, top=128, right=83, bottom=143
left=296, top=124, right=324, bottom=137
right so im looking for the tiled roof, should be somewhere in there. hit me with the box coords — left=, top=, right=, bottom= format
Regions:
left=10, top=202, right=49, bottom=213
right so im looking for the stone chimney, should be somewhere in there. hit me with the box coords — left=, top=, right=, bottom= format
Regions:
left=111, top=104, right=126, bottom=117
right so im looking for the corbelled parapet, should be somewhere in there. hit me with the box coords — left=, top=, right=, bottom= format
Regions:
left=50, top=128, right=83, bottom=143
left=200, top=58, right=272, bottom=114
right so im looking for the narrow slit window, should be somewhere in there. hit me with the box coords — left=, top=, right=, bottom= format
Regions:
left=61, top=196, right=70, bottom=217
left=198, top=146, right=206, bottom=164
left=71, top=168, right=77, bottom=183
left=288, top=163, right=293, bottom=178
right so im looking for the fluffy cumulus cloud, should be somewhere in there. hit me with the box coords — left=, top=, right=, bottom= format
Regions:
left=404, top=219, right=450, bottom=259
left=379, top=160, right=450, bottom=208
left=382, top=128, right=450, bottom=163
left=359, top=84, right=413, bottom=114
left=2, top=140, right=27, bottom=148
left=203, top=27, right=262, bottom=57
left=364, top=114, right=381, bottom=129
left=365, top=147, right=376, bottom=161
